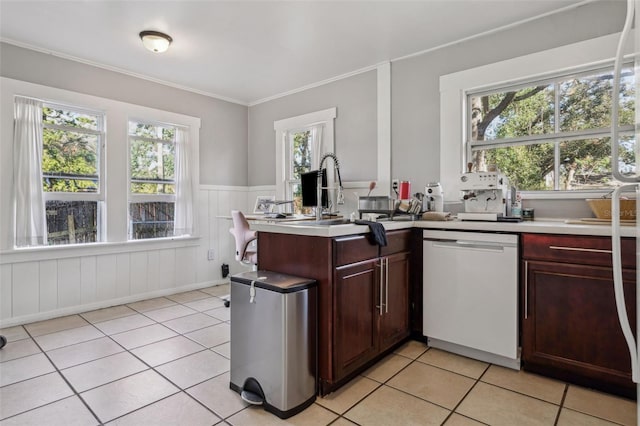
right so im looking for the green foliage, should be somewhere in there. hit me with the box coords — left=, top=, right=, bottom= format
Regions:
left=485, top=144, right=554, bottom=190
left=472, top=67, right=635, bottom=190
left=129, top=123, right=176, bottom=195
left=291, top=131, right=312, bottom=214
left=42, top=121, right=99, bottom=192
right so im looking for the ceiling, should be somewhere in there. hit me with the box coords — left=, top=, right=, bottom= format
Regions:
left=0, top=0, right=588, bottom=105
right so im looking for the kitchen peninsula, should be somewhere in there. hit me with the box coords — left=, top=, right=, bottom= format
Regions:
left=252, top=219, right=637, bottom=397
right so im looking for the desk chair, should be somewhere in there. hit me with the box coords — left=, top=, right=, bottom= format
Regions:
left=225, top=210, right=258, bottom=307
left=230, top=210, right=258, bottom=266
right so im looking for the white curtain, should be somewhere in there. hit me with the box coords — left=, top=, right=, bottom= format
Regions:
left=174, top=126, right=194, bottom=236
left=14, top=96, right=46, bottom=247
left=310, top=124, right=324, bottom=170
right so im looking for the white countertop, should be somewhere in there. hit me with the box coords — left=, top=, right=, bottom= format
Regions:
left=250, top=217, right=637, bottom=238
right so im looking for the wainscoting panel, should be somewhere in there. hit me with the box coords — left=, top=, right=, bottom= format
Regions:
left=0, top=185, right=276, bottom=327
left=0, top=264, right=12, bottom=320
left=147, top=250, right=161, bottom=293
left=12, top=262, right=39, bottom=317
left=129, top=251, right=149, bottom=296
left=115, top=253, right=131, bottom=298
left=39, top=260, right=58, bottom=313
left=96, top=254, right=117, bottom=302
left=80, top=256, right=97, bottom=305
left=58, top=258, right=81, bottom=309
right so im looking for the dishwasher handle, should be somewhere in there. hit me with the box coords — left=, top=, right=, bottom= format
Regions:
left=426, top=238, right=514, bottom=252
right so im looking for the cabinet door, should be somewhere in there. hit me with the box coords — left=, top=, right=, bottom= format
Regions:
left=378, top=252, right=410, bottom=352
left=523, top=260, right=636, bottom=397
left=334, top=259, right=379, bottom=379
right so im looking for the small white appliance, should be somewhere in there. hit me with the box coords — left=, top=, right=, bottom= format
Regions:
left=458, top=171, right=510, bottom=221
left=424, top=182, right=444, bottom=212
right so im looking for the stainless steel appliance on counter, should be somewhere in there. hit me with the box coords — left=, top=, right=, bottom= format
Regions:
left=230, top=271, right=317, bottom=419
left=458, top=168, right=511, bottom=221
left=423, top=230, right=520, bottom=369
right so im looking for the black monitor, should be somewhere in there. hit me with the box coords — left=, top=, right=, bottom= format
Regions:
left=301, top=169, right=328, bottom=208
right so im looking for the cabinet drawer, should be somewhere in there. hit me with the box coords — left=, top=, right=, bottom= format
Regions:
left=334, top=235, right=379, bottom=267
left=522, top=233, right=636, bottom=269
left=380, top=229, right=411, bottom=257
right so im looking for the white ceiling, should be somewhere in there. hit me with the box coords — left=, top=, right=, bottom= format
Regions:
left=1, top=0, right=587, bottom=105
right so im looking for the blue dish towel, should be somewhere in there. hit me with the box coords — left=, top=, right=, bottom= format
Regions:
left=354, top=220, right=387, bottom=246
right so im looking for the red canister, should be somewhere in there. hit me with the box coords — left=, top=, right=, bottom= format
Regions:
left=399, top=181, right=411, bottom=199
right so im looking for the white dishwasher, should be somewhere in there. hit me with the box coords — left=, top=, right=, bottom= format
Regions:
left=423, top=229, right=520, bottom=369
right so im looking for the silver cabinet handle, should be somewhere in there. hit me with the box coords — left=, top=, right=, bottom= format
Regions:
left=549, top=245, right=612, bottom=254
left=378, top=259, right=384, bottom=315
left=385, top=257, right=389, bottom=314
left=524, top=260, right=528, bottom=320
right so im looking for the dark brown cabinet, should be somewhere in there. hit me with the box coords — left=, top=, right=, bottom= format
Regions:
left=333, top=246, right=410, bottom=379
left=334, top=257, right=378, bottom=379
left=522, top=233, right=636, bottom=398
left=258, top=229, right=411, bottom=395
left=378, top=251, right=410, bottom=352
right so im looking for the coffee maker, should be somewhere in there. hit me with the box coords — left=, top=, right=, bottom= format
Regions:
left=458, top=169, right=511, bottom=221
left=424, top=182, right=444, bottom=212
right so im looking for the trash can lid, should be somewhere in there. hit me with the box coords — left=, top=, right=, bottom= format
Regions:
left=230, top=270, right=317, bottom=293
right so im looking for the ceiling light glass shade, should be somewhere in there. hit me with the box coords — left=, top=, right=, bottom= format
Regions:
left=139, top=31, right=172, bottom=53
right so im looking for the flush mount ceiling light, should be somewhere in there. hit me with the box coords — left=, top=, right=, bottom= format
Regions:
left=139, top=30, right=172, bottom=53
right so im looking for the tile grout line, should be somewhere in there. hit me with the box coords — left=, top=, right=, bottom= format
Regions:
left=435, top=358, right=491, bottom=425
left=0, top=289, right=230, bottom=423
left=553, top=384, right=569, bottom=426
left=0, top=325, right=104, bottom=425
left=87, top=297, right=229, bottom=423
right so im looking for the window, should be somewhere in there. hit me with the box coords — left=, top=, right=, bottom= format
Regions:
left=8, top=79, right=200, bottom=250
left=274, top=108, right=336, bottom=213
left=128, top=120, right=179, bottom=239
left=42, top=103, right=104, bottom=245
left=439, top=33, right=635, bottom=201
left=286, top=128, right=315, bottom=214
left=468, top=65, right=635, bottom=191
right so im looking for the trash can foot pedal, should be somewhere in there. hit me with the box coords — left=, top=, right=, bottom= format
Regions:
left=241, top=390, right=264, bottom=405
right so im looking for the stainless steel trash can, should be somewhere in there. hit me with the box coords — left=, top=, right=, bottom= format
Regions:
left=230, top=270, right=317, bottom=419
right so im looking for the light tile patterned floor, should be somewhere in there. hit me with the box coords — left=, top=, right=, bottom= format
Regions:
left=0, top=284, right=636, bottom=425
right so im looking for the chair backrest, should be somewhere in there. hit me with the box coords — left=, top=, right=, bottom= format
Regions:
left=229, top=210, right=257, bottom=264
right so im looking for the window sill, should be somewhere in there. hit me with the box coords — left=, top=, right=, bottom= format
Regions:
left=520, top=190, right=621, bottom=200
left=1, top=235, right=201, bottom=265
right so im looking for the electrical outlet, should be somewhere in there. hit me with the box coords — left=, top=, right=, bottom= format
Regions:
left=392, top=179, right=399, bottom=192
left=207, top=249, right=215, bottom=261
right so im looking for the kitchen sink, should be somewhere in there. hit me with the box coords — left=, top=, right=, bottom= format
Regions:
left=282, top=218, right=353, bottom=226
left=308, top=218, right=353, bottom=226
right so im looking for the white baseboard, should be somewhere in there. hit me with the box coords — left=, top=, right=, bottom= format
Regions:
left=0, top=278, right=230, bottom=328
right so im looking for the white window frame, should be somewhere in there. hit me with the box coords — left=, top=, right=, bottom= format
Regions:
left=274, top=107, right=337, bottom=201
left=439, top=32, right=633, bottom=202
left=41, top=101, right=106, bottom=243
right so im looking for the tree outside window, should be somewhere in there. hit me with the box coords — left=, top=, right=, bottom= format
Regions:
left=469, top=65, right=635, bottom=191
left=288, top=130, right=313, bottom=214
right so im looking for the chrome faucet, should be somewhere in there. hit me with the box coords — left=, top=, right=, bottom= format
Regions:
left=317, top=152, right=344, bottom=220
